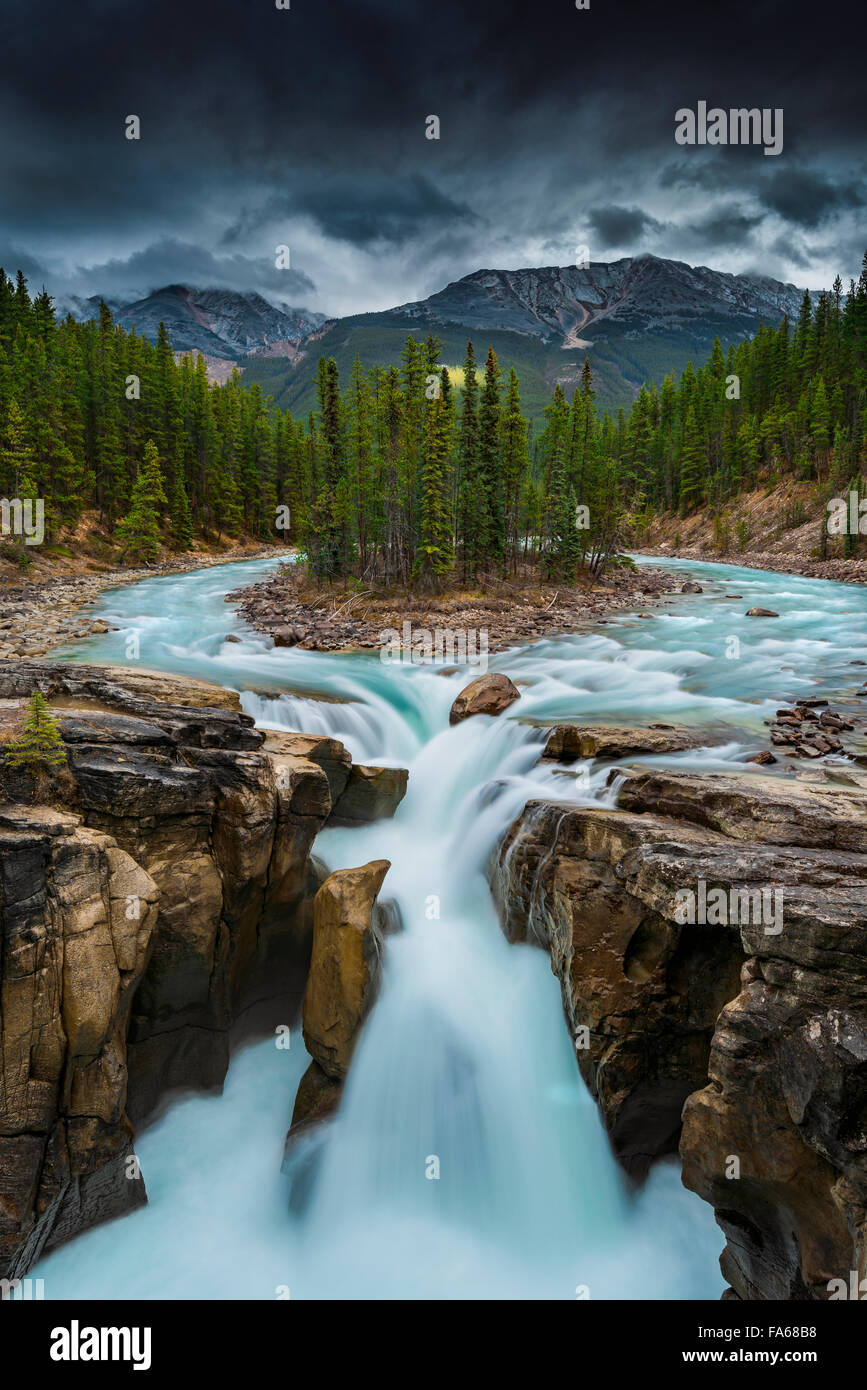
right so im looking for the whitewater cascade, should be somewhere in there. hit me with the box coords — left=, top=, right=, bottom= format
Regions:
left=33, top=554, right=867, bottom=1298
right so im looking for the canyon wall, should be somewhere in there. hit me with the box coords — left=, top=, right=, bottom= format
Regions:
left=493, top=752, right=867, bottom=1299
left=0, top=662, right=405, bottom=1277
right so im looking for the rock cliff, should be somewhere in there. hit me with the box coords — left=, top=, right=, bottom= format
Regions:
left=493, top=758, right=867, bottom=1299
left=0, top=661, right=406, bottom=1276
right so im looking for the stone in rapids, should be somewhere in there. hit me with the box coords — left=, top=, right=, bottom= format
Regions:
left=449, top=673, right=521, bottom=725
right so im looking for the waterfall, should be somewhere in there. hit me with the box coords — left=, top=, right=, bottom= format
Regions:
left=36, top=552, right=867, bottom=1299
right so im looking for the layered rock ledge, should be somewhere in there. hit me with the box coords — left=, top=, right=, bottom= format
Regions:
left=0, top=661, right=406, bottom=1276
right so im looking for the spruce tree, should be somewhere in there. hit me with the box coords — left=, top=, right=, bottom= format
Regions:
left=414, top=386, right=453, bottom=592
left=6, top=689, right=67, bottom=772
left=456, top=341, right=480, bottom=578
left=477, top=346, right=504, bottom=568
left=115, top=440, right=168, bottom=562
left=679, top=409, right=703, bottom=514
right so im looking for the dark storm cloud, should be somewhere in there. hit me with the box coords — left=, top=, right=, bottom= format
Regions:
left=689, top=206, right=766, bottom=246
left=586, top=207, right=661, bottom=247
left=758, top=170, right=865, bottom=228
left=61, top=240, right=317, bottom=305
left=0, top=0, right=863, bottom=310
left=222, top=176, right=477, bottom=249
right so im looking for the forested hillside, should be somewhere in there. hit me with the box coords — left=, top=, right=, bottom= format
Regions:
left=2, top=254, right=865, bottom=586
left=0, top=270, right=294, bottom=556
left=620, top=257, right=867, bottom=527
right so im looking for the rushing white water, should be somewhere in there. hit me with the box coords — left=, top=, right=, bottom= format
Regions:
left=35, top=555, right=867, bottom=1299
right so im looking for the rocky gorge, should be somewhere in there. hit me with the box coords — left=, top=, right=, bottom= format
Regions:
left=2, top=551, right=866, bottom=1303
left=0, top=659, right=406, bottom=1279
left=493, top=745, right=867, bottom=1300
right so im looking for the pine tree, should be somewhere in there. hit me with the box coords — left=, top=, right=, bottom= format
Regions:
left=477, top=346, right=504, bottom=568
left=414, top=386, right=453, bottom=592
left=6, top=689, right=68, bottom=772
left=115, top=440, right=168, bottom=562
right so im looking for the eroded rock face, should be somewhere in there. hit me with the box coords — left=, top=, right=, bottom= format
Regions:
left=301, top=860, right=391, bottom=1081
left=617, top=767, right=867, bottom=853
left=0, top=806, right=158, bottom=1278
left=494, top=764, right=867, bottom=1297
left=494, top=799, right=744, bottom=1175
left=449, top=673, right=520, bottom=725
left=677, top=783, right=867, bottom=1300
left=330, top=764, right=408, bottom=825
left=42, top=703, right=334, bottom=1123
left=291, top=860, right=391, bottom=1132
left=0, top=663, right=399, bottom=1273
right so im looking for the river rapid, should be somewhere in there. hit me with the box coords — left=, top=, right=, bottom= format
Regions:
left=32, top=554, right=867, bottom=1299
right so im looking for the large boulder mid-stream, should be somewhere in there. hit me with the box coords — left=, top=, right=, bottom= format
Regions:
left=449, top=672, right=521, bottom=725
left=540, top=723, right=707, bottom=762
left=0, top=661, right=407, bottom=1276
left=493, top=760, right=867, bottom=1299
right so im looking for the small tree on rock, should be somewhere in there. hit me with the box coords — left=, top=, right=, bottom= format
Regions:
left=6, top=689, right=68, bottom=772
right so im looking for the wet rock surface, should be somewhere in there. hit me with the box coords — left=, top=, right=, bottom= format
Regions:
left=449, top=672, right=521, bottom=724
left=540, top=722, right=708, bottom=762
left=290, top=860, right=391, bottom=1137
left=763, top=700, right=862, bottom=763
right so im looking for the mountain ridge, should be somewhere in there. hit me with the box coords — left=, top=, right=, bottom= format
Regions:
left=65, top=254, right=822, bottom=419
left=386, top=255, right=812, bottom=345
left=65, top=283, right=328, bottom=363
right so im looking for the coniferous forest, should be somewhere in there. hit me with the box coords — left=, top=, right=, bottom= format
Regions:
left=1, top=254, right=866, bottom=585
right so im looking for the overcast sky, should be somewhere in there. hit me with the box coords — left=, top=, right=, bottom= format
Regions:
left=1, top=0, right=864, bottom=316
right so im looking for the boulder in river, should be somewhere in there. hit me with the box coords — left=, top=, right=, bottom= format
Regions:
left=273, top=624, right=307, bottom=647
left=745, top=606, right=780, bottom=617
left=680, top=581, right=704, bottom=593
left=449, top=672, right=521, bottom=725
left=541, top=722, right=706, bottom=762
left=300, top=859, right=391, bottom=1083
left=329, top=763, right=408, bottom=825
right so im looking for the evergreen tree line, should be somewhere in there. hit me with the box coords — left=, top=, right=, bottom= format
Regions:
left=0, top=269, right=297, bottom=557
left=279, top=251, right=867, bottom=587
left=614, top=251, right=867, bottom=525
left=297, top=341, right=628, bottom=588
left=2, top=252, right=866, bottom=581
